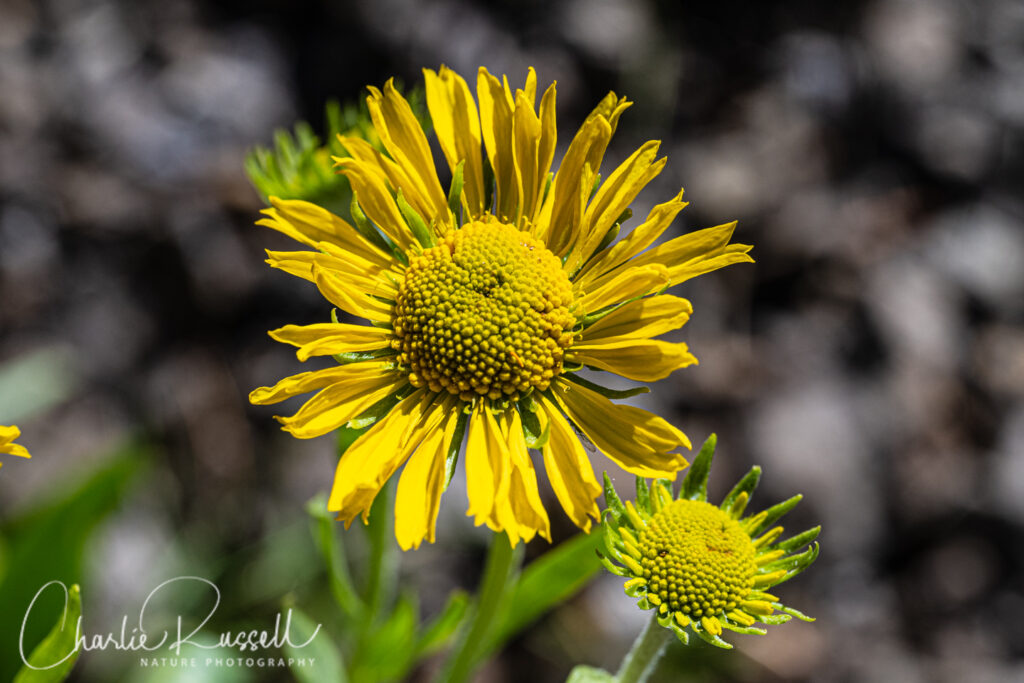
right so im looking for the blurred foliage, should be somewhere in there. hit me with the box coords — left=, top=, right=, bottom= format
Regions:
left=14, top=583, right=82, bottom=683
left=245, top=85, right=429, bottom=218
left=0, top=448, right=145, bottom=681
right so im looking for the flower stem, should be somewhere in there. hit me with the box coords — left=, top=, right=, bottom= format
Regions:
left=615, top=614, right=674, bottom=683
left=438, top=532, right=522, bottom=683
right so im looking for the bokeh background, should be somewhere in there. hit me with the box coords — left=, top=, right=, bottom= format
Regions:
left=2, top=0, right=1023, bottom=681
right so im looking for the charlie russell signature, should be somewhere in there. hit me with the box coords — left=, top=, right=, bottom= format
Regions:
left=20, top=577, right=320, bottom=671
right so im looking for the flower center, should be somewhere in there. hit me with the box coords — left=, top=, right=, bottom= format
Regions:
left=392, top=220, right=575, bottom=402
left=638, top=499, right=757, bottom=618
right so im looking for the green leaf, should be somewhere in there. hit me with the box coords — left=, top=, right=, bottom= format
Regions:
left=13, top=583, right=81, bottom=683
left=565, top=665, right=616, bottom=683
left=284, top=607, right=347, bottom=683
left=562, top=373, right=650, bottom=400
left=488, top=531, right=603, bottom=654
left=360, top=592, right=419, bottom=681
left=415, top=590, right=470, bottom=656
left=680, top=434, right=716, bottom=501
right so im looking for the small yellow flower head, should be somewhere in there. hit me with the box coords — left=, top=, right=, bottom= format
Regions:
left=249, top=65, right=756, bottom=550
left=0, top=425, right=32, bottom=472
left=599, top=435, right=819, bottom=649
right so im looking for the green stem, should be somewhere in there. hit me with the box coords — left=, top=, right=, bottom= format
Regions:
left=365, top=480, right=396, bottom=622
left=438, top=533, right=522, bottom=683
left=615, top=615, right=674, bottom=683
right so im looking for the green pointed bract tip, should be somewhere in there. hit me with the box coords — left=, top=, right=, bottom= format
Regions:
left=597, top=436, right=820, bottom=651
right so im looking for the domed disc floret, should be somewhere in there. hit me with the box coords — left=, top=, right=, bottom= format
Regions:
left=392, top=220, right=575, bottom=401
left=639, top=499, right=757, bottom=619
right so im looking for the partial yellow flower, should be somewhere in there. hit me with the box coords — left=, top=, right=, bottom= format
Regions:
left=0, top=425, right=32, bottom=471
left=251, top=66, right=753, bottom=550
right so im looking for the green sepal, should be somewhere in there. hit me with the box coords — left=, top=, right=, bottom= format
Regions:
left=758, top=541, right=817, bottom=572
left=442, top=409, right=469, bottom=491
left=602, top=472, right=626, bottom=524
left=771, top=543, right=820, bottom=585
left=635, top=596, right=651, bottom=610
left=623, top=581, right=645, bottom=599
left=577, top=301, right=626, bottom=330
left=333, top=348, right=396, bottom=365
left=635, top=477, right=651, bottom=514
left=669, top=620, right=690, bottom=645
left=748, top=494, right=803, bottom=536
left=541, top=172, right=553, bottom=205
left=692, top=623, right=733, bottom=649
left=563, top=373, right=650, bottom=400
left=720, top=621, right=767, bottom=636
left=396, top=189, right=436, bottom=248
left=595, top=549, right=628, bottom=577
left=680, top=434, right=716, bottom=501
left=517, top=396, right=551, bottom=449
left=589, top=172, right=602, bottom=201
left=600, top=521, right=626, bottom=564
left=350, top=195, right=395, bottom=255
left=775, top=603, right=815, bottom=622
left=656, top=612, right=673, bottom=628
left=448, top=159, right=465, bottom=227
left=757, top=612, right=793, bottom=625
left=482, top=154, right=495, bottom=213
left=774, top=526, right=821, bottom=554
left=594, top=221, right=620, bottom=255
left=561, top=360, right=585, bottom=372
left=721, top=466, right=761, bottom=510
left=346, top=387, right=408, bottom=430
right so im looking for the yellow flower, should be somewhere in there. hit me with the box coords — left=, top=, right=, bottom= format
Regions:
left=0, top=425, right=32, bottom=471
left=250, top=66, right=753, bottom=550
left=600, top=435, right=819, bottom=649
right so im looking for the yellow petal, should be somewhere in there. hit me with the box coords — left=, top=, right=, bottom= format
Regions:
left=464, top=402, right=508, bottom=526
left=312, top=264, right=393, bottom=323
left=329, top=390, right=451, bottom=521
left=578, top=295, right=692, bottom=343
left=575, top=189, right=688, bottom=285
left=566, top=141, right=665, bottom=273
left=423, top=66, right=485, bottom=217
left=0, top=425, right=21, bottom=445
left=0, top=441, right=31, bottom=458
left=478, top=67, right=517, bottom=221
left=258, top=198, right=394, bottom=272
left=276, top=379, right=404, bottom=439
left=394, top=405, right=460, bottom=549
left=512, top=89, right=543, bottom=225
left=553, top=378, right=689, bottom=478
left=336, top=159, right=417, bottom=252
left=537, top=396, right=601, bottom=531
left=606, top=220, right=753, bottom=288
left=567, top=338, right=697, bottom=381
left=268, top=323, right=392, bottom=361
left=366, top=80, right=448, bottom=222
left=265, top=249, right=317, bottom=282
left=575, top=264, right=669, bottom=316
left=503, top=409, right=551, bottom=542
left=249, top=361, right=396, bottom=405
left=540, top=116, right=612, bottom=255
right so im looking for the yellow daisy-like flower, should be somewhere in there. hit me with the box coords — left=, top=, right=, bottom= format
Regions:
left=250, top=66, right=753, bottom=550
left=599, top=435, right=819, bottom=649
left=0, top=425, right=32, bottom=471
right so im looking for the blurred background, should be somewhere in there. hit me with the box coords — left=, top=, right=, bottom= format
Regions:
left=2, top=0, right=1023, bottom=681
